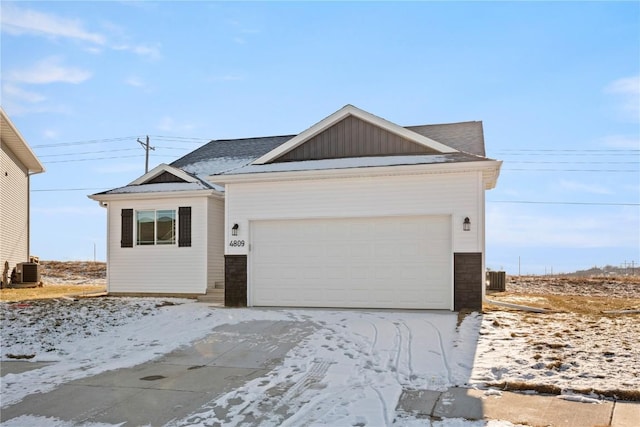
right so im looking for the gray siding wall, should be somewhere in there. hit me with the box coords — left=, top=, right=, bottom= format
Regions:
left=274, top=115, right=437, bottom=162
left=1, top=142, right=29, bottom=278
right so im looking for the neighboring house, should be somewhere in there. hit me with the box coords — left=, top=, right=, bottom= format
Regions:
left=90, top=105, right=502, bottom=310
left=1, top=108, right=45, bottom=286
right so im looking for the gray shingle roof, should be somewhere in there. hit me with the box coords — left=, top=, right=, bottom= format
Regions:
left=406, top=121, right=485, bottom=157
left=171, top=135, right=293, bottom=176
left=169, top=122, right=487, bottom=177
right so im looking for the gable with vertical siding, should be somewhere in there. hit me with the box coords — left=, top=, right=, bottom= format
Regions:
left=146, top=171, right=187, bottom=184
left=271, top=115, right=439, bottom=163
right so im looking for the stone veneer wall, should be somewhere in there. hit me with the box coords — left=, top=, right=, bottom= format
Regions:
left=454, top=252, right=483, bottom=311
left=224, top=255, right=247, bottom=307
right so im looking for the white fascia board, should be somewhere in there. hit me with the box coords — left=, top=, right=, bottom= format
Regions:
left=252, top=105, right=458, bottom=165
left=483, top=160, right=503, bottom=189
left=88, top=189, right=222, bottom=203
left=1, top=108, right=45, bottom=174
left=210, top=160, right=502, bottom=186
left=129, top=164, right=197, bottom=185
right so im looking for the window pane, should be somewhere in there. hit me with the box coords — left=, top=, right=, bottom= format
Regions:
left=137, top=211, right=155, bottom=245
left=156, top=210, right=176, bottom=244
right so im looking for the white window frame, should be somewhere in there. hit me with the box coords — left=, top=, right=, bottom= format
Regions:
left=135, top=209, right=176, bottom=246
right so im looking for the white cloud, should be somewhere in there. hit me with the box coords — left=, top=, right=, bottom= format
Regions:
left=605, top=75, right=640, bottom=121
left=1, top=4, right=161, bottom=60
left=600, top=134, right=640, bottom=150
left=486, top=205, right=639, bottom=249
left=157, top=116, right=195, bottom=132
left=7, top=57, right=91, bottom=85
left=113, top=42, right=162, bottom=60
left=559, top=179, right=612, bottom=195
left=43, top=129, right=59, bottom=140
left=94, top=163, right=143, bottom=174
left=125, top=76, right=145, bottom=87
left=1, top=3, right=106, bottom=44
left=2, top=82, right=46, bottom=103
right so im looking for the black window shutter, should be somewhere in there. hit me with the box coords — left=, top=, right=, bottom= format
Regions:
left=121, top=209, right=133, bottom=248
left=178, top=207, right=192, bottom=247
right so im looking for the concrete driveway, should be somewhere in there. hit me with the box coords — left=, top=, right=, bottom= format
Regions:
left=1, top=308, right=637, bottom=426
left=1, top=319, right=317, bottom=426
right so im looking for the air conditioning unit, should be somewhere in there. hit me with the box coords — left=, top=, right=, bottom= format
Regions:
left=16, top=262, right=41, bottom=284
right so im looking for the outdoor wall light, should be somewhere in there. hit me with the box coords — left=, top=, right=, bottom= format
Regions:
left=231, top=223, right=239, bottom=236
left=463, top=217, right=471, bottom=232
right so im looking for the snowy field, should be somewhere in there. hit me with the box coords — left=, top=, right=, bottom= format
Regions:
left=1, top=291, right=638, bottom=426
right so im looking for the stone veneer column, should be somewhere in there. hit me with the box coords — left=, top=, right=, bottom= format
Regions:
left=454, top=252, right=483, bottom=311
left=224, top=255, right=247, bottom=307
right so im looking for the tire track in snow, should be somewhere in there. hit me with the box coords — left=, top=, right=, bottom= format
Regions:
left=401, top=320, right=414, bottom=381
left=369, top=321, right=379, bottom=355
left=369, top=385, right=390, bottom=427
left=392, top=321, right=403, bottom=383
left=423, top=319, right=452, bottom=384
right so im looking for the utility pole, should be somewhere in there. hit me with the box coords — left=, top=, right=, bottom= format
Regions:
left=137, top=135, right=155, bottom=173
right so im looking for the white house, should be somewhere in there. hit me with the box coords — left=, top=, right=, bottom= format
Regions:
left=90, top=105, right=502, bottom=310
left=1, top=108, right=45, bottom=286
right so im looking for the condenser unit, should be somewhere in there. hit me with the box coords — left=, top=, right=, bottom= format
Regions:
left=16, top=262, right=41, bottom=284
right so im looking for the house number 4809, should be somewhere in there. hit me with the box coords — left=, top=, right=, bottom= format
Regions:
left=229, top=240, right=245, bottom=247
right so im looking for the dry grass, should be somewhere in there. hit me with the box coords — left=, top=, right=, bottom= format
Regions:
left=0, top=284, right=106, bottom=302
left=486, top=292, right=640, bottom=316
left=1, top=261, right=106, bottom=302
left=488, top=381, right=640, bottom=402
left=487, top=275, right=640, bottom=316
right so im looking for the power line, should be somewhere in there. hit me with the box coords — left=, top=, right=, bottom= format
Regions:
left=42, top=154, right=177, bottom=164
left=37, top=148, right=140, bottom=158
left=495, top=152, right=638, bottom=157
left=489, top=200, right=639, bottom=206
left=502, top=168, right=638, bottom=173
left=32, top=136, right=138, bottom=148
left=507, top=161, right=638, bottom=164
left=32, top=135, right=210, bottom=149
left=495, top=149, right=639, bottom=152
left=32, top=187, right=109, bottom=192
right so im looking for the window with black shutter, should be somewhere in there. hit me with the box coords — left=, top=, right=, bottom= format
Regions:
left=121, top=209, right=133, bottom=248
left=178, top=206, right=192, bottom=247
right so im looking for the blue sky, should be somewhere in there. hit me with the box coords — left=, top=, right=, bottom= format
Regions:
left=2, top=1, right=638, bottom=274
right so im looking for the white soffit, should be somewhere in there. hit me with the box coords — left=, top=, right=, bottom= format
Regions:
left=0, top=108, right=45, bottom=174
left=252, top=105, right=458, bottom=165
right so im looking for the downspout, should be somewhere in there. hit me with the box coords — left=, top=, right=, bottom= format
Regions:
left=27, top=171, right=31, bottom=262
left=97, top=201, right=109, bottom=293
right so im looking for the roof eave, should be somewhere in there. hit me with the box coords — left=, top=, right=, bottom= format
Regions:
left=0, top=108, right=45, bottom=174
left=88, top=188, right=223, bottom=202
left=210, top=159, right=503, bottom=186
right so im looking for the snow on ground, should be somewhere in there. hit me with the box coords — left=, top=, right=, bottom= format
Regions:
left=1, top=295, right=636, bottom=426
left=469, top=310, right=639, bottom=395
left=171, top=310, right=474, bottom=427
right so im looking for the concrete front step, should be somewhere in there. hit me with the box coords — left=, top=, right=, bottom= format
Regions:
left=205, top=282, right=225, bottom=292
left=197, top=288, right=224, bottom=304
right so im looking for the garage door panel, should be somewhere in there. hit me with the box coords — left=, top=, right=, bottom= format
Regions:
left=251, top=216, right=451, bottom=309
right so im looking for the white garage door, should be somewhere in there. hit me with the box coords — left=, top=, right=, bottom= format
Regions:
left=250, top=215, right=451, bottom=309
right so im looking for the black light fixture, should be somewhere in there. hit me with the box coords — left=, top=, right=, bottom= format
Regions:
left=463, top=217, right=471, bottom=231
left=231, top=223, right=239, bottom=236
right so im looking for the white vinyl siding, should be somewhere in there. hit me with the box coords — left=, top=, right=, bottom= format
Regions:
left=224, top=170, right=485, bottom=310
left=225, top=171, right=482, bottom=254
left=106, top=196, right=210, bottom=294
left=1, top=142, right=29, bottom=275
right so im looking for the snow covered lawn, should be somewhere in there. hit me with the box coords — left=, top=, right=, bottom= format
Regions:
left=469, top=310, right=639, bottom=399
left=1, top=295, right=637, bottom=426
